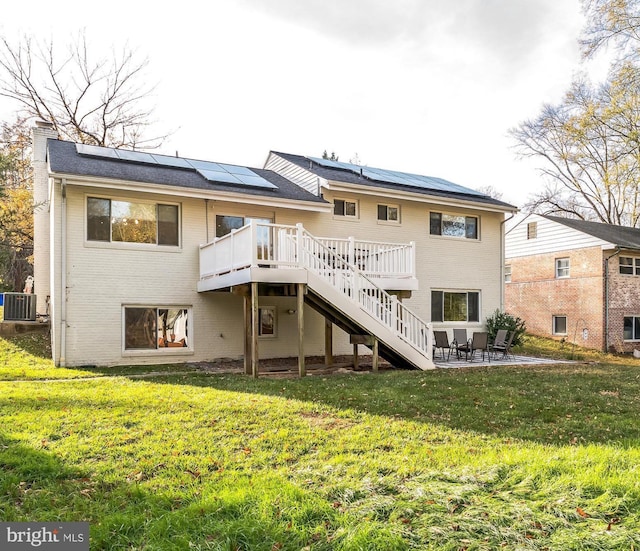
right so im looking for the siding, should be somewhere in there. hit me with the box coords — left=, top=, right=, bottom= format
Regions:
left=505, top=214, right=609, bottom=258
left=264, top=153, right=320, bottom=196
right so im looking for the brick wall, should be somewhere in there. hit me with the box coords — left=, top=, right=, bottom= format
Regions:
left=505, top=247, right=605, bottom=350
left=605, top=252, right=640, bottom=353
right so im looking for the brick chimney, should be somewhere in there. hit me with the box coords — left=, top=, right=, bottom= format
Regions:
left=32, top=121, right=58, bottom=315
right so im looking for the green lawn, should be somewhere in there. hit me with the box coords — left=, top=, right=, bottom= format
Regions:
left=1, top=334, right=640, bottom=550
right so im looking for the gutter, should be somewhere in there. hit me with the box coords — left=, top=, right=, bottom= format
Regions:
left=500, top=211, right=517, bottom=311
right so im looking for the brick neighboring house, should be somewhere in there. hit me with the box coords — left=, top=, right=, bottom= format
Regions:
left=505, top=213, right=640, bottom=352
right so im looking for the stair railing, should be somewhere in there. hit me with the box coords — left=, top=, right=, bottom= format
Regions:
left=293, top=224, right=432, bottom=358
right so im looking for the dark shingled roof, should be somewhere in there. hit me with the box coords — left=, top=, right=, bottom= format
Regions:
left=271, top=151, right=516, bottom=210
left=47, top=140, right=328, bottom=205
left=544, top=215, right=640, bottom=249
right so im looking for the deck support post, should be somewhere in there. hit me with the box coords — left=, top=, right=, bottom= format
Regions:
left=372, top=337, right=379, bottom=373
left=251, top=281, right=259, bottom=378
left=243, top=294, right=252, bottom=375
left=324, top=319, right=333, bottom=367
left=352, top=343, right=359, bottom=370
left=297, top=283, right=305, bottom=377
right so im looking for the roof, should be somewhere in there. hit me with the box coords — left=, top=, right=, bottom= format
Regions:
left=47, top=140, right=328, bottom=205
left=271, top=151, right=516, bottom=210
left=543, top=215, right=640, bottom=250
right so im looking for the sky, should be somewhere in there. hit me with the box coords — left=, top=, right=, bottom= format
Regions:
left=0, top=0, right=595, bottom=208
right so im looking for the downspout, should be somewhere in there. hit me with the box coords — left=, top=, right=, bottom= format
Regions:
left=500, top=212, right=517, bottom=311
left=59, top=178, right=67, bottom=367
left=204, top=199, right=210, bottom=243
left=604, top=246, right=621, bottom=353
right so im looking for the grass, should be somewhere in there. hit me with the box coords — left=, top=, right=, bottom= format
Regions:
left=1, top=333, right=640, bottom=549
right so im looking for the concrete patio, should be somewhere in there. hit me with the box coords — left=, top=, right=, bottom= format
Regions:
left=433, top=352, right=571, bottom=369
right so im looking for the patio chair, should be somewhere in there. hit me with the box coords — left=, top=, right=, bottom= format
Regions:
left=491, top=330, right=515, bottom=360
left=490, top=329, right=508, bottom=356
left=457, top=331, right=490, bottom=362
left=452, top=328, right=468, bottom=359
left=433, top=330, right=453, bottom=361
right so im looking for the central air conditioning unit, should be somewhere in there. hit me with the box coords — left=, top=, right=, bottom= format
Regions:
left=2, top=293, right=37, bottom=321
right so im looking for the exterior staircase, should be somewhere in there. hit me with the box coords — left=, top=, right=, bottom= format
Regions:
left=199, top=222, right=434, bottom=370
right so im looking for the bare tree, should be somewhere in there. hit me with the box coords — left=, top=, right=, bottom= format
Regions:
left=0, top=32, right=169, bottom=149
left=511, top=66, right=640, bottom=226
left=581, top=0, right=640, bottom=59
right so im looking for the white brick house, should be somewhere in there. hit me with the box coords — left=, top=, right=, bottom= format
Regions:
left=32, top=123, right=516, bottom=370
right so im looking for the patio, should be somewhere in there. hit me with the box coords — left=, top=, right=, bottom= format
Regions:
left=432, top=352, right=571, bottom=369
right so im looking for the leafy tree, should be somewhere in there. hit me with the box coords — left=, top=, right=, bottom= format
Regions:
left=0, top=118, right=33, bottom=291
left=0, top=31, right=169, bottom=149
left=511, top=0, right=640, bottom=224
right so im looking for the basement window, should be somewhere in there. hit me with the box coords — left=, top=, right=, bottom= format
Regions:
left=124, top=307, right=190, bottom=351
left=552, top=315, right=567, bottom=335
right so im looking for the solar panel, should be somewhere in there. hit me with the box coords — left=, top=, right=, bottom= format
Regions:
left=309, top=155, right=486, bottom=197
left=197, top=168, right=277, bottom=189
left=75, top=143, right=278, bottom=190
left=76, top=143, right=119, bottom=159
left=196, top=170, right=243, bottom=184
left=114, top=149, right=158, bottom=164
left=150, top=154, right=193, bottom=169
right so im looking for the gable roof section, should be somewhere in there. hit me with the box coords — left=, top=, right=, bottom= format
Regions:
left=269, top=151, right=516, bottom=211
left=544, top=215, right=640, bottom=250
left=47, top=140, right=328, bottom=206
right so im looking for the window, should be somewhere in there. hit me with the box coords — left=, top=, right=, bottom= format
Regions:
left=527, top=222, right=537, bottom=239
left=619, top=257, right=640, bottom=275
left=334, top=199, right=358, bottom=218
left=258, top=307, right=276, bottom=337
left=377, top=204, right=399, bottom=223
left=124, top=307, right=189, bottom=350
left=87, top=197, right=179, bottom=246
left=431, top=290, right=480, bottom=322
left=429, top=212, right=478, bottom=239
left=555, top=258, right=570, bottom=278
left=215, top=215, right=273, bottom=259
left=624, top=316, right=640, bottom=340
left=504, top=265, right=512, bottom=283
left=553, top=315, right=567, bottom=335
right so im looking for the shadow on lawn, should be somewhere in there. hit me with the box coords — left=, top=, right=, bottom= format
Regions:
left=0, top=432, right=342, bottom=551
left=144, top=363, right=640, bottom=447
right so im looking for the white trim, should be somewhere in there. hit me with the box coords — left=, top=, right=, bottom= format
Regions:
left=323, top=180, right=516, bottom=214
left=258, top=306, right=277, bottom=338
left=84, top=193, right=182, bottom=250
left=50, top=172, right=333, bottom=213
left=122, top=304, right=194, bottom=356
left=333, top=197, right=359, bottom=220
left=377, top=203, right=401, bottom=225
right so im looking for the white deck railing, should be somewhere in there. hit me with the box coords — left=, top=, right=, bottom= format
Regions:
left=199, top=221, right=415, bottom=280
left=199, top=222, right=431, bottom=362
